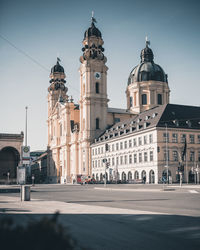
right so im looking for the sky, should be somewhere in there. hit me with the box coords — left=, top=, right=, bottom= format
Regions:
left=0, top=0, right=200, bottom=151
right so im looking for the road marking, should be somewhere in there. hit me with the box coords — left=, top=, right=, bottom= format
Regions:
left=189, top=190, right=199, bottom=194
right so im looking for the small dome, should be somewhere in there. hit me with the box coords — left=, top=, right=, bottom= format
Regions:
left=128, top=41, right=167, bottom=85
left=51, top=59, right=64, bottom=74
left=84, top=22, right=102, bottom=39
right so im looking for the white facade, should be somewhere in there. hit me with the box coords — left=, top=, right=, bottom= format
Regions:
left=91, top=105, right=200, bottom=184
left=92, top=128, right=158, bottom=183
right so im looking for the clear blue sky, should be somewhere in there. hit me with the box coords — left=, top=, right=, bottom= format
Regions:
left=0, top=0, right=199, bottom=150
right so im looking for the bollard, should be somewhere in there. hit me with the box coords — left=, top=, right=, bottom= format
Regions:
left=21, top=185, right=31, bottom=201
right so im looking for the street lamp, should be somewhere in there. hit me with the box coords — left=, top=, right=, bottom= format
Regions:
left=165, top=123, right=169, bottom=184
left=7, top=171, right=10, bottom=185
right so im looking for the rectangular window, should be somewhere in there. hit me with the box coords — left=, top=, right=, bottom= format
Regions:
left=98, top=160, right=100, bottom=167
left=95, top=148, right=97, bottom=155
left=112, top=144, right=114, bottom=152
left=112, top=157, right=115, bottom=166
left=173, top=151, right=178, bottom=161
left=116, top=157, right=119, bottom=165
left=124, top=141, right=127, bottom=149
left=92, top=149, right=94, bottom=156
left=172, top=133, right=178, bottom=143
left=101, top=147, right=103, bottom=154
left=60, top=124, right=62, bottom=136
left=133, top=138, right=137, bottom=147
left=129, top=139, right=132, bottom=148
left=116, top=143, right=119, bottom=150
left=164, top=150, right=170, bottom=161
left=149, top=134, right=153, bottom=144
left=120, top=142, right=123, bottom=150
left=124, top=155, right=127, bottom=164
left=96, top=118, right=99, bottom=129
left=114, top=118, right=120, bottom=123
left=197, top=135, right=200, bottom=144
left=139, top=153, right=142, bottom=163
left=129, top=154, right=132, bottom=164
left=190, top=151, right=195, bottom=162
left=150, top=151, right=153, bottom=161
left=138, top=137, right=142, bottom=146
left=189, top=134, right=195, bottom=144
left=98, top=147, right=100, bottom=154
left=181, top=134, right=186, bottom=143
left=198, top=152, right=200, bottom=162
left=144, top=136, right=147, bottom=145
left=120, top=156, right=123, bottom=165
left=144, top=152, right=148, bottom=162
left=95, top=160, right=97, bottom=168
left=92, top=161, right=94, bottom=168
left=134, top=154, right=137, bottom=163
left=163, top=133, right=169, bottom=143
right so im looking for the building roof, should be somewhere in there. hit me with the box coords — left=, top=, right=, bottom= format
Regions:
left=127, top=41, right=167, bottom=85
left=107, top=107, right=132, bottom=114
left=84, top=19, right=102, bottom=39
left=51, top=59, right=64, bottom=74
left=0, top=132, right=24, bottom=140
left=93, top=104, right=200, bottom=144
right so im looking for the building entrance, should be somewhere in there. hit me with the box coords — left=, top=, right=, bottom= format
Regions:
left=0, top=147, right=20, bottom=181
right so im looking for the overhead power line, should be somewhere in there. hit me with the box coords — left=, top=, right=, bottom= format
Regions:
left=0, top=34, right=49, bottom=72
left=0, top=34, right=80, bottom=95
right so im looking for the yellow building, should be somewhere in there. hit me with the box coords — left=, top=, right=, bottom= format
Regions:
left=47, top=18, right=170, bottom=183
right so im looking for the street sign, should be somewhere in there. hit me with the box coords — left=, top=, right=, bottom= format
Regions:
left=21, top=146, right=30, bottom=160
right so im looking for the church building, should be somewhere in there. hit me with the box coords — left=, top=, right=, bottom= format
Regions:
left=47, top=17, right=200, bottom=184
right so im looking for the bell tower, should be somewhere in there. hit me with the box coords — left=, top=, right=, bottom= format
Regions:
left=79, top=15, right=109, bottom=175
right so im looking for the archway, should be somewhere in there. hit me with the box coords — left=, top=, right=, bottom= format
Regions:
left=128, top=171, right=132, bottom=180
left=96, top=173, right=99, bottom=181
left=100, top=173, right=103, bottom=181
left=149, top=170, right=155, bottom=184
left=122, top=172, right=126, bottom=182
left=0, top=147, right=20, bottom=180
left=141, top=170, right=146, bottom=183
left=134, top=171, right=139, bottom=180
left=162, top=169, right=172, bottom=182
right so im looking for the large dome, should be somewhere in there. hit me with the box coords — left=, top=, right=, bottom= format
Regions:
left=128, top=42, right=167, bottom=85
left=84, top=20, right=102, bottom=39
left=51, top=59, right=64, bottom=74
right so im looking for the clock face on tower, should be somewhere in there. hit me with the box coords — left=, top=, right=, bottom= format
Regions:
left=94, top=72, right=101, bottom=80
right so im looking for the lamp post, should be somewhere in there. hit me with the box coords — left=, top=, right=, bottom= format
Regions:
left=7, top=171, right=10, bottom=185
left=165, top=123, right=169, bottom=184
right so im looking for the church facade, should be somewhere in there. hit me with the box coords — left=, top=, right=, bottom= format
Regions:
left=47, top=17, right=187, bottom=184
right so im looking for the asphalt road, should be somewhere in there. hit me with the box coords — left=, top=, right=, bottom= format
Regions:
left=1, top=184, right=200, bottom=250
left=29, top=184, right=200, bottom=216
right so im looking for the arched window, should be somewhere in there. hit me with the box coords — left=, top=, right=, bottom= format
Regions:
left=134, top=171, right=139, bottom=180
left=142, top=94, right=147, bottom=105
left=157, top=94, right=162, bottom=105
left=96, top=118, right=100, bottom=129
left=95, top=82, right=99, bottom=94
left=130, top=96, right=133, bottom=107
